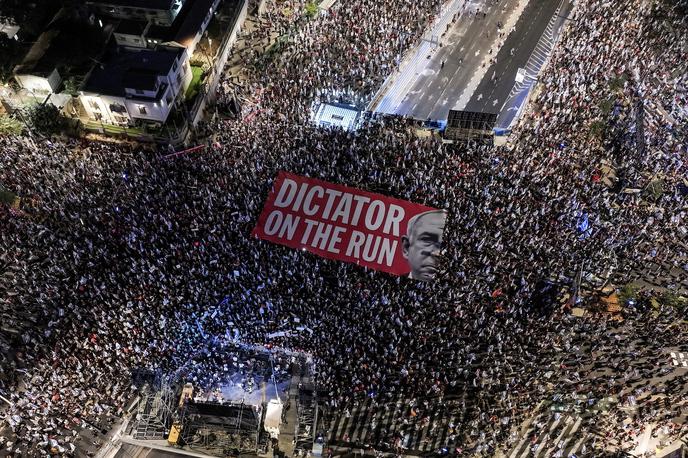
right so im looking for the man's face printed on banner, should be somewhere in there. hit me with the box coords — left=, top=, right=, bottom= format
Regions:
left=401, top=210, right=447, bottom=281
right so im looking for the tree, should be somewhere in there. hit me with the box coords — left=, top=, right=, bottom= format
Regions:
left=659, top=291, right=685, bottom=310
left=0, top=188, right=20, bottom=207
left=305, top=1, right=319, bottom=19
left=608, top=74, right=628, bottom=93
left=63, top=76, right=83, bottom=96
left=0, top=0, right=61, bottom=40
left=598, top=97, right=615, bottom=116
left=589, top=120, right=606, bottom=140
left=644, top=179, right=665, bottom=201
left=25, top=103, right=70, bottom=136
left=0, top=115, right=24, bottom=136
left=0, top=0, right=31, bottom=27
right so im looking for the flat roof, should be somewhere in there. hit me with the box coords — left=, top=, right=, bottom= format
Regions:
left=14, top=29, right=59, bottom=75
left=82, top=46, right=183, bottom=97
left=14, top=12, right=111, bottom=78
left=122, top=69, right=158, bottom=91
left=147, top=0, right=215, bottom=45
left=87, top=0, right=175, bottom=10
left=115, top=19, right=148, bottom=35
left=147, top=0, right=243, bottom=46
left=172, top=0, right=215, bottom=46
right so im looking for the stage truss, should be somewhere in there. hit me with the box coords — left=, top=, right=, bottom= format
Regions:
left=132, top=380, right=176, bottom=440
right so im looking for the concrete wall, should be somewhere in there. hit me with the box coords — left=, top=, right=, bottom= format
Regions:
left=124, top=97, right=172, bottom=122
left=180, top=57, right=193, bottom=92
left=124, top=83, right=159, bottom=99
left=171, top=51, right=192, bottom=95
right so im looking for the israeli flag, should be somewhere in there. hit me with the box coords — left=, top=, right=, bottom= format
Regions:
left=576, top=212, right=592, bottom=240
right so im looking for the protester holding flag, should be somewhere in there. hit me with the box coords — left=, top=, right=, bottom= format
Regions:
left=0, top=0, right=687, bottom=455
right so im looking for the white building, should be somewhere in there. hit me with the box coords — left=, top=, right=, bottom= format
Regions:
left=79, top=45, right=192, bottom=125
left=99, top=0, right=221, bottom=56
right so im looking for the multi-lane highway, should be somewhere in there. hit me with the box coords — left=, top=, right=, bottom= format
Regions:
left=373, top=0, right=571, bottom=126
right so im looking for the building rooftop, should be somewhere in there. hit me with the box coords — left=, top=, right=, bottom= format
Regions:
left=172, top=0, right=216, bottom=47
left=115, top=19, right=149, bottom=36
left=146, top=0, right=217, bottom=47
left=122, top=69, right=159, bottom=91
left=87, top=0, right=176, bottom=10
left=14, top=10, right=112, bottom=78
left=82, top=46, right=184, bottom=97
left=14, top=29, right=60, bottom=76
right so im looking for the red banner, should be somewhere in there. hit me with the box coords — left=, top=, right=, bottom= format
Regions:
left=252, top=172, right=447, bottom=281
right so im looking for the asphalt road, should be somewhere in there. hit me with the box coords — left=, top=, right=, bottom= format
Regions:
left=465, top=0, right=562, bottom=114
left=395, top=0, right=564, bottom=122
left=396, top=0, right=524, bottom=121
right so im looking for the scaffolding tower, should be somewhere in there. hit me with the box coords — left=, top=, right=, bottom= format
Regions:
left=294, top=388, right=316, bottom=453
left=133, top=381, right=176, bottom=440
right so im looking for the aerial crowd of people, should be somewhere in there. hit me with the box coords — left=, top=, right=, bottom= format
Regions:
left=0, top=0, right=687, bottom=456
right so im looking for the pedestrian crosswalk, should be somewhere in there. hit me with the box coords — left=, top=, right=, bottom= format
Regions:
left=505, top=413, right=594, bottom=458
left=327, top=396, right=603, bottom=457
left=327, top=396, right=463, bottom=454
left=671, top=352, right=688, bottom=367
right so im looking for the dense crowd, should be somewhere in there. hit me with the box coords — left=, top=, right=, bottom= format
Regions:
left=1, top=0, right=687, bottom=456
